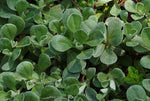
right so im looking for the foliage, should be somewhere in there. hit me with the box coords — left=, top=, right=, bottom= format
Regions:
left=0, top=0, right=150, bottom=101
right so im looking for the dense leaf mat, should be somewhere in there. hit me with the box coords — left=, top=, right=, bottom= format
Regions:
left=0, top=0, right=150, bottom=101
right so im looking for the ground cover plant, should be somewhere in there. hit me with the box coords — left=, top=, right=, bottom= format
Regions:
left=0, top=0, right=150, bottom=100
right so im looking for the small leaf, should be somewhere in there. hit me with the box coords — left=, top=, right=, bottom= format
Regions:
left=2, top=73, right=16, bottom=90
left=82, top=7, right=95, bottom=20
left=85, top=87, right=98, bottom=101
left=110, top=3, right=121, bottom=16
left=38, top=53, right=51, bottom=73
left=17, top=36, right=31, bottom=48
left=81, top=19, right=97, bottom=34
left=67, top=13, right=82, bottom=33
left=0, top=38, right=12, bottom=50
left=108, top=29, right=123, bottom=46
left=65, top=84, right=79, bottom=95
left=0, top=5, right=15, bottom=18
left=126, top=85, right=147, bottom=101
left=9, top=15, right=25, bottom=34
left=41, top=86, right=61, bottom=100
left=6, top=0, right=18, bottom=11
left=93, top=43, right=105, bottom=58
left=120, top=10, right=128, bottom=22
left=0, top=23, right=17, bottom=40
left=49, top=20, right=61, bottom=34
left=141, top=27, right=150, bottom=47
left=50, top=35, right=72, bottom=52
left=63, top=8, right=81, bottom=26
left=86, top=68, right=96, bottom=80
left=15, top=0, right=28, bottom=15
left=44, top=5, right=63, bottom=22
left=67, top=59, right=86, bottom=73
left=30, top=25, right=48, bottom=42
left=26, top=80, right=35, bottom=90
left=77, top=49, right=94, bottom=60
left=62, top=68, right=80, bottom=79
left=86, top=23, right=104, bottom=46
left=74, top=30, right=88, bottom=44
left=111, top=68, right=125, bottom=79
left=140, top=55, right=150, bottom=69
left=74, top=95, right=88, bottom=101
left=124, top=0, right=137, bottom=13
left=24, top=91, right=40, bottom=101
left=11, top=48, right=21, bottom=61
left=16, top=61, right=34, bottom=79
left=100, top=48, right=117, bottom=65
left=142, top=79, right=150, bottom=92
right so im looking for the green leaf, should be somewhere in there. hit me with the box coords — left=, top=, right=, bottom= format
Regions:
left=15, top=0, right=28, bottom=15
left=0, top=5, right=15, bottom=18
left=6, top=0, right=18, bottom=11
left=30, top=25, right=48, bottom=42
left=17, top=36, right=31, bottom=48
left=0, top=23, right=17, bottom=40
left=110, top=79, right=116, bottom=90
left=124, top=0, right=137, bottom=13
left=67, top=13, right=82, bottom=33
left=100, top=48, right=117, bottom=65
left=77, top=49, right=94, bottom=60
left=41, top=86, right=61, bottom=100
left=142, top=79, right=150, bottom=92
left=97, top=0, right=112, bottom=5
left=65, top=84, right=79, bottom=95
left=50, top=35, right=72, bottom=52
left=136, top=3, right=146, bottom=15
left=74, top=95, right=88, bottom=101
left=93, top=43, right=105, bottom=58
left=131, top=14, right=144, bottom=20
left=85, top=87, right=98, bottom=101
left=108, top=29, right=123, bottom=46
left=126, top=85, right=147, bottom=101
left=86, top=68, right=96, bottom=80
left=8, top=15, right=25, bottom=34
left=86, top=23, right=104, bottom=46
left=26, top=80, right=35, bottom=90
left=0, top=91, right=10, bottom=100
left=31, top=83, right=44, bottom=97
left=67, top=59, right=86, bottom=73
left=107, top=18, right=122, bottom=46
left=111, top=68, right=125, bottom=79
left=140, top=55, right=150, bottom=69
left=14, top=94, right=24, bottom=101
left=49, top=20, right=61, bottom=34
left=24, top=91, right=40, bottom=101
left=120, top=10, right=128, bottom=22
left=81, top=19, right=97, bottom=34
left=0, top=38, right=12, bottom=50
left=74, top=30, right=88, bottom=44
left=44, top=5, right=63, bottom=22
left=2, top=73, right=16, bottom=90
left=142, top=0, right=150, bottom=12
left=38, top=53, right=51, bottom=73
left=62, top=68, right=80, bottom=79
left=82, top=7, right=95, bottom=20
left=11, top=48, right=21, bottom=61
left=110, top=3, right=121, bottom=16
left=16, top=61, right=34, bottom=79
left=63, top=8, right=81, bottom=26
left=63, top=77, right=79, bottom=86
left=97, top=72, right=109, bottom=87
left=54, top=98, right=68, bottom=101
left=141, top=27, right=150, bottom=47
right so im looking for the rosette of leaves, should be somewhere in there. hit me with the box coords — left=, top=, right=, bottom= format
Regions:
left=124, top=0, right=150, bottom=20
